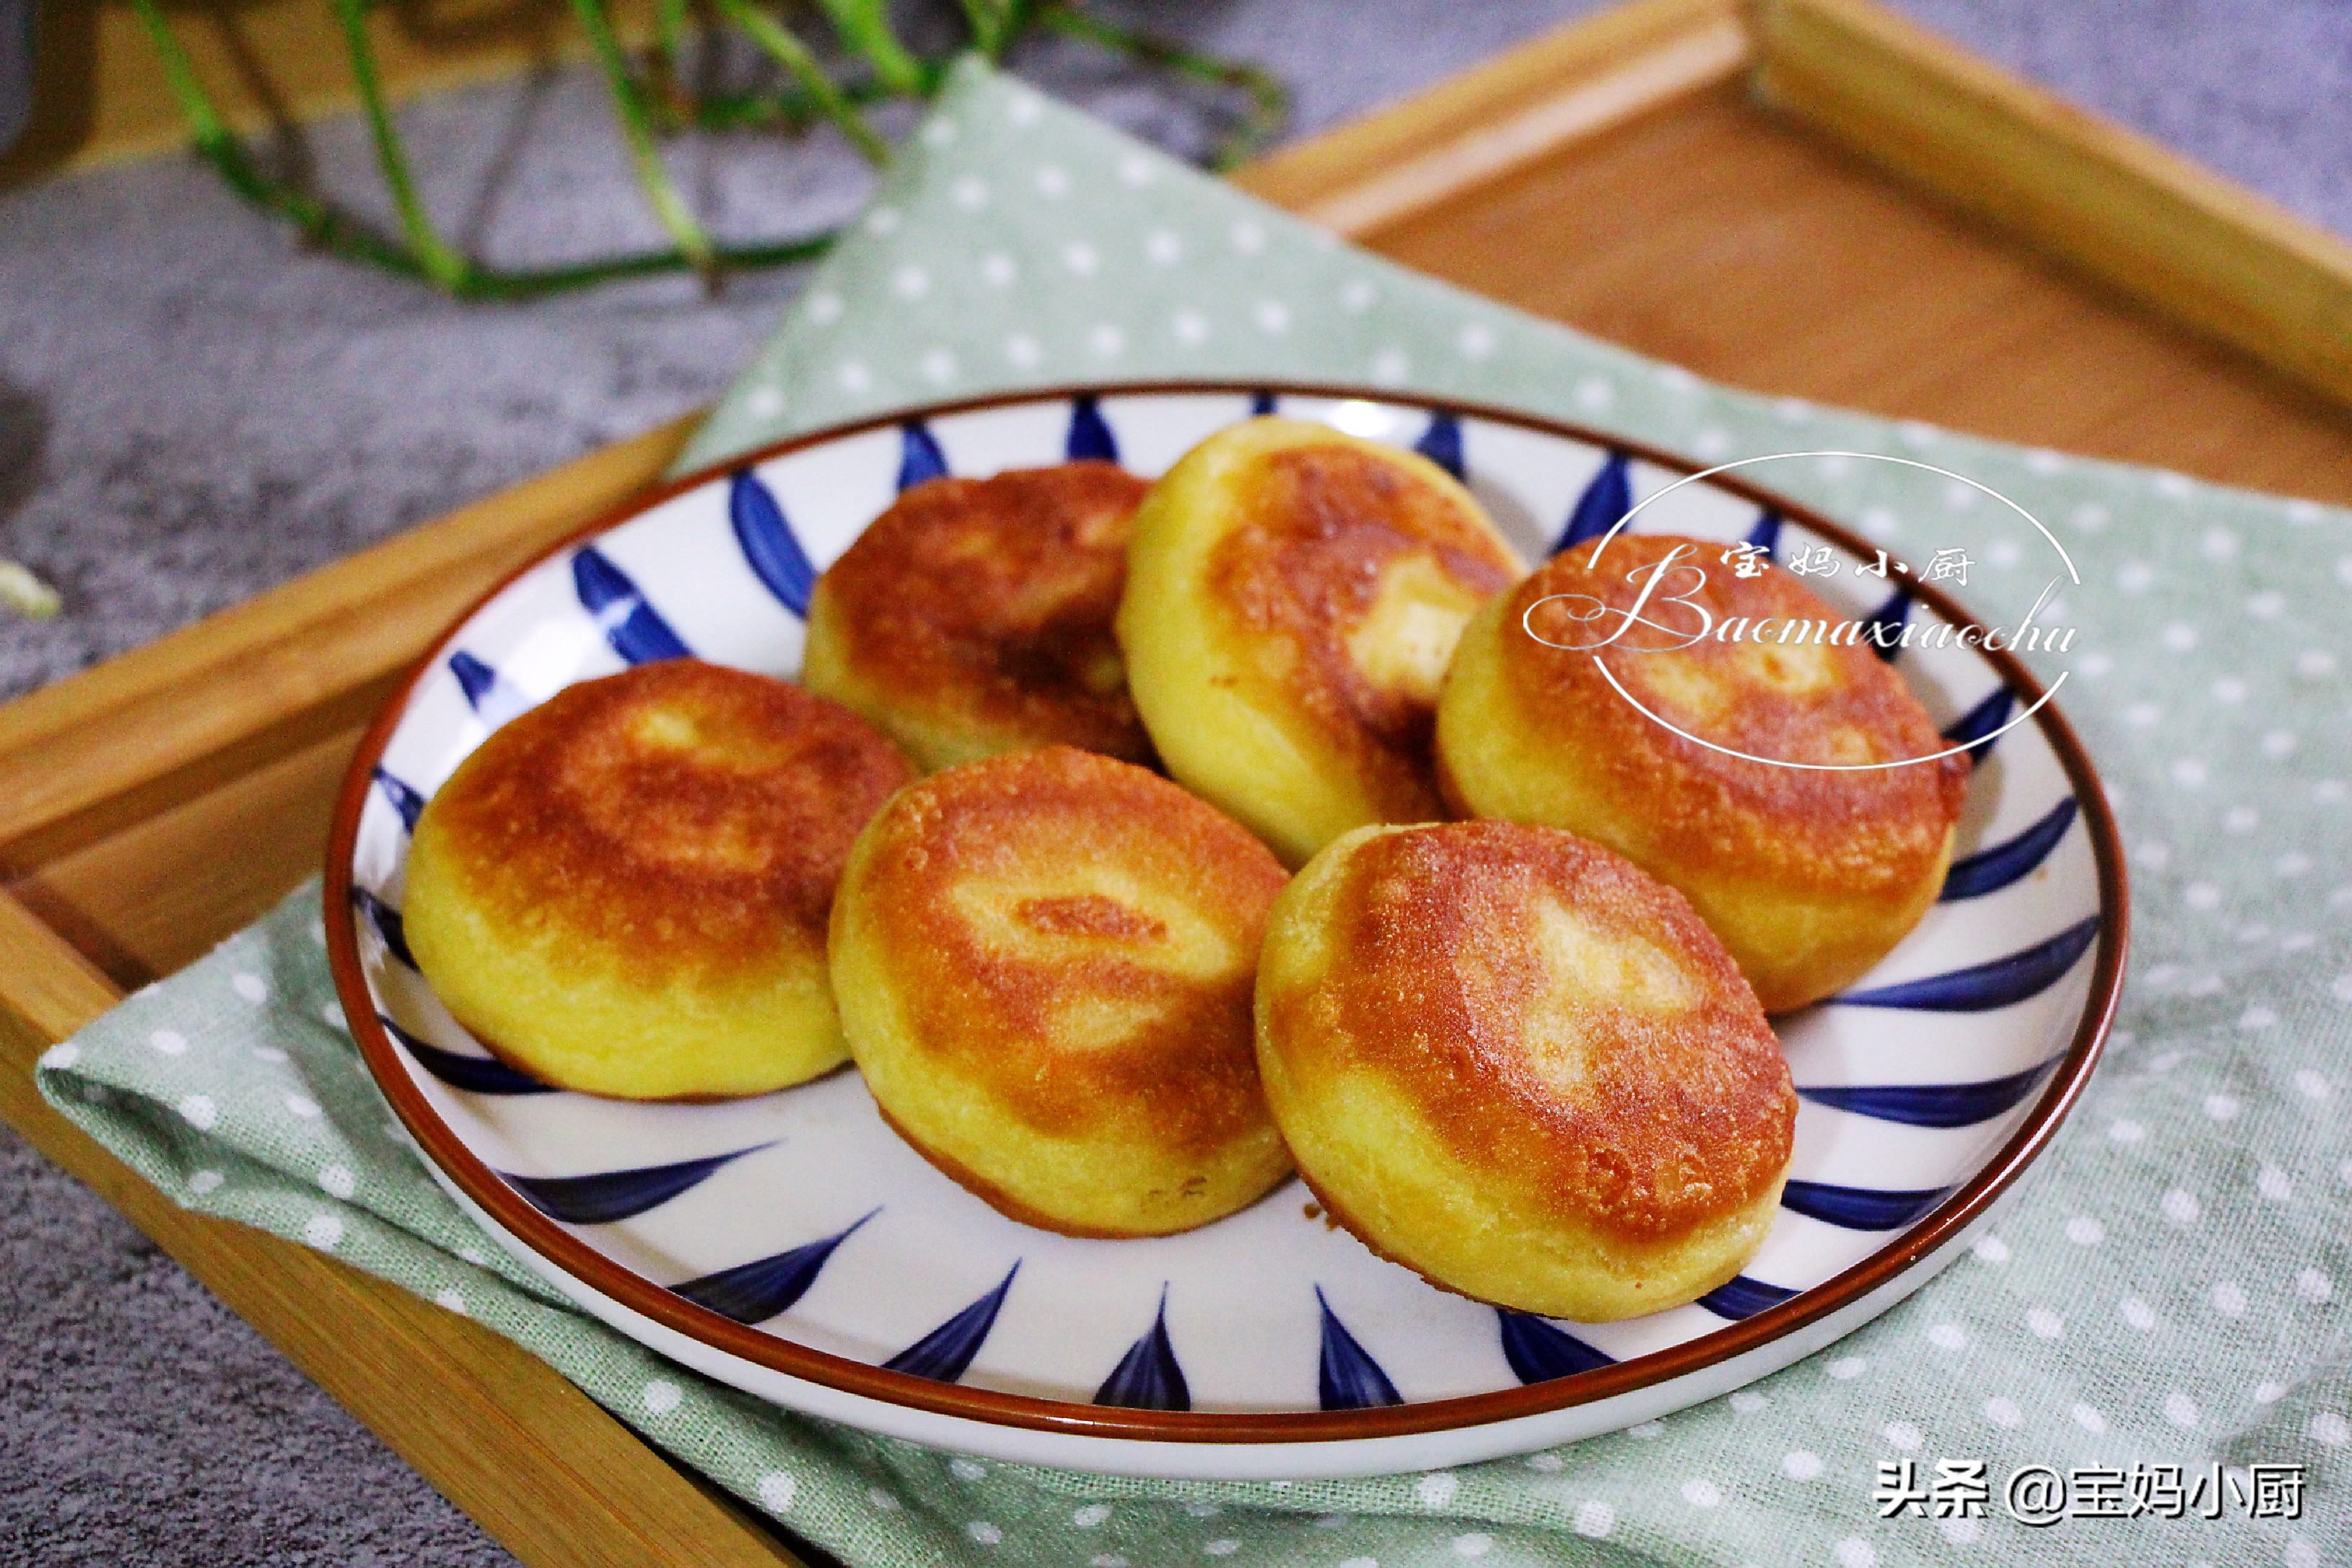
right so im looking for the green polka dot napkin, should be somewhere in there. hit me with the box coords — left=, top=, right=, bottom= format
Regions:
left=40, top=55, right=2351, bottom=1568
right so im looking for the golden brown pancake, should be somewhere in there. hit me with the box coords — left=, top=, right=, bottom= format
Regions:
left=1115, top=418, right=1523, bottom=867
left=801, top=461, right=1154, bottom=772
left=404, top=660, right=914, bottom=1100
left=829, top=745, right=1293, bottom=1237
left=1256, top=820, right=1796, bottom=1321
left=1438, top=533, right=1969, bottom=1012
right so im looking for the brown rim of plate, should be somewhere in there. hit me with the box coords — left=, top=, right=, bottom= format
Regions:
left=325, top=380, right=2131, bottom=1447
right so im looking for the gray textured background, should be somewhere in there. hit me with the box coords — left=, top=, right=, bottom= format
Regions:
left=3, top=2, right=2349, bottom=1562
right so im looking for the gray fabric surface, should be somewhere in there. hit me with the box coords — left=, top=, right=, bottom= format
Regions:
left=1, top=3, right=2347, bottom=1563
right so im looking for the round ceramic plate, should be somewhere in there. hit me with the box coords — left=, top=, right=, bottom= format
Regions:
left=327, top=383, right=2126, bottom=1479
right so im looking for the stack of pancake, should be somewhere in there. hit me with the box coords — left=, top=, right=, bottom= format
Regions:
left=406, top=416, right=1966, bottom=1320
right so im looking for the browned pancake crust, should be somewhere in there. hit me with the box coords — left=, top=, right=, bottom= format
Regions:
left=811, top=462, right=1154, bottom=762
left=1268, top=821, right=1795, bottom=1244
left=1482, top=535, right=1968, bottom=901
left=1208, top=442, right=1519, bottom=819
left=845, top=745, right=1289, bottom=1159
left=423, top=660, right=912, bottom=987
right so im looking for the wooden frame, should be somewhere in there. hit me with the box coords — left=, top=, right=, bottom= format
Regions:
left=2, top=1, right=2346, bottom=1562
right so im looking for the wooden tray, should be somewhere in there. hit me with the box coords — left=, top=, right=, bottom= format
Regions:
left=4, top=1, right=2348, bottom=1563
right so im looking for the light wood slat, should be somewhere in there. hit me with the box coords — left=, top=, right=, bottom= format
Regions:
left=1752, top=0, right=2352, bottom=410
left=1233, top=0, right=1747, bottom=235
left=0, top=417, right=692, bottom=873
left=0, top=889, right=804, bottom=1567
left=1365, top=79, right=2352, bottom=503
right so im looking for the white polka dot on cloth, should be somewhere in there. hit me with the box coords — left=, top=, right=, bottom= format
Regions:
left=1524, top=1453, right=1563, bottom=1472
left=2294, top=1070, right=2330, bottom=1097
left=1415, top=1472, right=1458, bottom=1507
left=1783, top=1451, right=1822, bottom=1480
left=2296, top=1268, right=2333, bottom=1302
left=148, top=1028, right=187, bottom=1055
left=1072, top=1504, right=1110, bottom=1528
left=641, top=1380, right=681, bottom=1415
left=867, top=1487, right=901, bottom=1512
left=177, top=1095, right=217, bottom=1130
left=1827, top=1356, right=1867, bottom=1380
left=1451, top=1533, right=1492, bottom=1557
left=302, top=1214, right=342, bottom=1250
left=1938, top=1518, right=1983, bottom=1545
left=967, top=1521, right=1002, bottom=1546
left=2211, top=1281, right=2248, bottom=1317
left=2121, top=1297, right=2158, bottom=1330
left=1835, top=1539, right=1876, bottom=1568
left=1973, top=1235, right=2010, bottom=1263
left=318, top=1164, right=355, bottom=1200
left=2311, top=1412, right=2349, bottom=1446
left=2163, top=1189, right=2202, bottom=1223
left=2065, top=1215, right=2103, bottom=1245
left=434, top=1287, right=466, bottom=1314
left=979, top=254, right=1017, bottom=286
left=1928, top=1324, right=1966, bottom=1350
left=757, top=1472, right=796, bottom=1513
left=1984, top=1397, right=2023, bottom=1429
left=2258, top=1166, right=2293, bottom=1200
left=1730, top=1390, right=1768, bottom=1413
left=1203, top=1541, right=1239, bottom=1557
left=2163, top=1393, right=2199, bottom=1427
left=1883, top=1423, right=1922, bottom=1451
left=2027, top=1308, right=2063, bottom=1339
left=188, top=1170, right=223, bottom=1195
left=950, top=1458, right=986, bottom=1482
left=1681, top=1479, right=1720, bottom=1507
left=231, top=973, right=268, bottom=1004
left=1572, top=1501, right=1613, bottom=1537
left=285, top=1095, right=321, bottom=1120
left=40, top=1042, right=79, bottom=1071
left=1626, top=1421, right=1664, bottom=1440
left=2072, top=1403, right=2106, bottom=1434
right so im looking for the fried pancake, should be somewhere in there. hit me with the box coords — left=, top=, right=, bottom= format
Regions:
left=404, top=660, right=914, bottom=1100
left=802, top=461, right=1154, bottom=772
left=829, top=745, right=1293, bottom=1237
left=1438, top=534, right=1968, bottom=1011
left=1256, top=821, right=1795, bottom=1321
left=1115, top=418, right=1523, bottom=867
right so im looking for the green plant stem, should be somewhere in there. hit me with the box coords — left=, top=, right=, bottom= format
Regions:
left=1038, top=3, right=1289, bottom=168
left=813, top=0, right=932, bottom=96
left=565, top=0, right=718, bottom=278
left=330, top=0, right=473, bottom=290
left=713, top=0, right=891, bottom=164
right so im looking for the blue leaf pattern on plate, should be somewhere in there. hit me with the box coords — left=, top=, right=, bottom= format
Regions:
left=1797, top=1062, right=2054, bottom=1128
left=1698, top=1276, right=1798, bottom=1320
left=670, top=1210, right=878, bottom=1324
left=1249, top=389, right=1278, bottom=416
left=1744, top=509, right=1783, bottom=558
left=1863, top=588, right=1912, bottom=662
left=372, top=767, right=427, bottom=833
left=729, top=468, right=818, bottom=618
left=379, top=1015, right=554, bottom=1096
left=1314, top=1288, right=1403, bottom=1410
left=1095, top=1288, right=1190, bottom=1410
left=448, top=651, right=533, bottom=727
left=1838, top=915, right=2100, bottom=1012
left=502, top=1144, right=771, bottom=1225
left=897, top=421, right=950, bottom=491
left=1941, top=685, right=2015, bottom=762
left=886, top=1263, right=1020, bottom=1382
left=1413, top=411, right=1465, bottom=480
left=1781, top=1180, right=1951, bottom=1231
left=1066, top=396, right=1120, bottom=462
left=573, top=547, right=692, bottom=665
left=1941, top=798, right=2078, bottom=901
left=1550, top=451, right=1631, bottom=555
left=349, top=886, right=413, bottom=968
left=1497, top=1311, right=1613, bottom=1384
